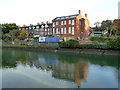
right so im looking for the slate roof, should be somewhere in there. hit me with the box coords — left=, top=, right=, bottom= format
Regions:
left=53, top=14, right=79, bottom=21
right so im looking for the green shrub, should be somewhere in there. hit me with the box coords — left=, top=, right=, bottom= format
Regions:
left=33, top=37, right=38, bottom=40
left=90, top=36, right=110, bottom=42
left=90, top=37, right=99, bottom=41
left=59, top=39, right=79, bottom=48
left=58, top=42, right=68, bottom=47
left=66, top=39, right=79, bottom=48
left=107, top=37, right=120, bottom=49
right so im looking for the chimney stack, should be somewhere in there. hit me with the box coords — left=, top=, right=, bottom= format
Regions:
left=85, top=14, right=87, bottom=18
left=23, top=25, right=26, bottom=27
left=41, top=22, right=45, bottom=24
left=37, top=23, right=40, bottom=25
left=46, top=21, right=50, bottom=24
left=79, top=10, right=81, bottom=15
left=30, top=24, right=33, bottom=26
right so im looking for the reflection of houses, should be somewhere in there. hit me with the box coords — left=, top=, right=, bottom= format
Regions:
left=25, top=54, right=89, bottom=88
left=52, top=60, right=89, bottom=88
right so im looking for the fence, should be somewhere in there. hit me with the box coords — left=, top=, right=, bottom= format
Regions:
left=33, top=42, right=58, bottom=47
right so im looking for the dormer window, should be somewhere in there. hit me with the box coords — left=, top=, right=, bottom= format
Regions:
left=45, top=24, right=48, bottom=28
left=41, top=25, right=44, bottom=28
left=36, top=26, right=39, bottom=29
left=29, top=27, right=31, bottom=29
left=33, top=26, right=35, bottom=29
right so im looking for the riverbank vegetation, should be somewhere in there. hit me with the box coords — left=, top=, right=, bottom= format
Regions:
left=59, top=37, right=120, bottom=50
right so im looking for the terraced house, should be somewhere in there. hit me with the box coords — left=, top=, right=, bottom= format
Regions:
left=18, top=10, right=90, bottom=41
left=18, top=21, right=52, bottom=37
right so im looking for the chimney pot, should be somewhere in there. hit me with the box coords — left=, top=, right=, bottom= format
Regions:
left=85, top=14, right=87, bottom=18
left=37, top=23, right=40, bottom=25
left=23, top=25, right=26, bottom=27
left=30, top=24, right=33, bottom=26
left=41, top=22, right=45, bottom=24
left=46, top=21, right=50, bottom=24
left=79, top=10, right=81, bottom=14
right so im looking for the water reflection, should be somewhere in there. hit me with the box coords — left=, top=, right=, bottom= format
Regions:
left=2, top=49, right=119, bottom=88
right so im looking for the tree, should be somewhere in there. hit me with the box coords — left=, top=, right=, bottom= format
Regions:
left=2, top=23, right=17, bottom=34
left=2, top=33, right=11, bottom=42
left=9, top=29, right=20, bottom=41
left=19, top=30, right=29, bottom=40
left=111, top=19, right=120, bottom=35
left=93, top=22, right=101, bottom=31
left=94, top=22, right=101, bottom=27
left=100, top=20, right=113, bottom=32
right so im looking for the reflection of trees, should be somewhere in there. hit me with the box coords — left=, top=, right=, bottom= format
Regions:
left=2, top=49, right=119, bottom=69
left=2, top=49, right=119, bottom=88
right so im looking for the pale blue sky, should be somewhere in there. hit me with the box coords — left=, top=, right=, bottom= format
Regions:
left=0, top=0, right=119, bottom=27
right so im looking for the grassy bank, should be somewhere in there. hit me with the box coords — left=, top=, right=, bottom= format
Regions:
left=2, top=43, right=120, bottom=56
left=2, top=43, right=59, bottom=49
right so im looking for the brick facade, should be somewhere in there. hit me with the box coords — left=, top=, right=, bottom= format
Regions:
left=18, top=10, right=90, bottom=41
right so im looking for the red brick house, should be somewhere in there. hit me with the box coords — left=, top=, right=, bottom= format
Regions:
left=52, top=10, right=90, bottom=41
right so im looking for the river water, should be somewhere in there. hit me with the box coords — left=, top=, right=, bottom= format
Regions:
left=2, top=49, right=119, bottom=88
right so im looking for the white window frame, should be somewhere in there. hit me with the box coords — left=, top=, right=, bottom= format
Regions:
left=69, top=27, right=71, bottom=34
left=64, top=21, right=66, bottom=25
left=45, top=24, right=48, bottom=28
left=64, top=27, right=66, bottom=34
left=61, top=28, right=63, bottom=34
left=53, top=22, right=55, bottom=27
left=72, top=27, right=74, bottom=35
left=61, top=21, right=63, bottom=25
left=56, top=22, right=59, bottom=25
left=45, top=28, right=47, bottom=31
left=72, top=20, right=74, bottom=25
left=36, top=26, right=39, bottom=29
left=19, top=28, right=21, bottom=30
left=41, top=25, right=44, bottom=28
left=56, top=28, right=58, bottom=34
left=33, top=26, right=35, bottom=29
left=45, top=32, right=47, bottom=35
left=69, top=20, right=71, bottom=24
left=53, top=28, right=55, bottom=34
left=29, top=27, right=31, bottom=29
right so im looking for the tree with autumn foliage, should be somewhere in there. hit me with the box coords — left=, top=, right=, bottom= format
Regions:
left=19, top=30, right=29, bottom=40
left=111, top=19, right=120, bottom=35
